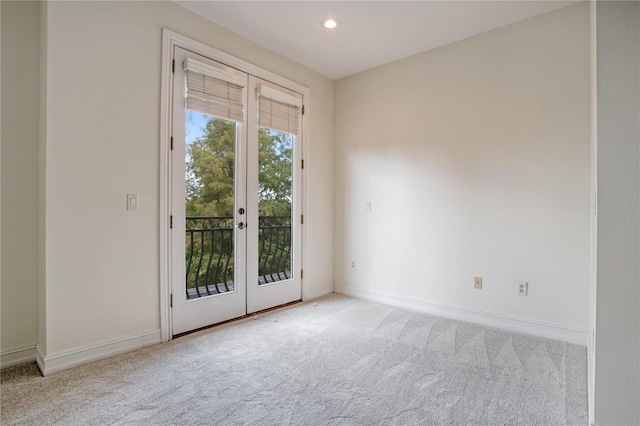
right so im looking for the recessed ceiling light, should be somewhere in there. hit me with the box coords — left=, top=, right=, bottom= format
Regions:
left=322, top=18, right=339, bottom=29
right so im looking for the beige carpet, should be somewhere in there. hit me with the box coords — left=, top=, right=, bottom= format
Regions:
left=1, top=294, right=587, bottom=425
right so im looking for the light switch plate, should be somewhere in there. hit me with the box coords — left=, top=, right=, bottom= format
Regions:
left=127, top=194, right=138, bottom=211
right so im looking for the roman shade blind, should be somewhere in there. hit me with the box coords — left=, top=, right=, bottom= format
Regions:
left=184, top=58, right=246, bottom=123
left=258, top=85, right=302, bottom=135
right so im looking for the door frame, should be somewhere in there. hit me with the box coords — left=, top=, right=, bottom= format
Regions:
left=159, top=29, right=310, bottom=343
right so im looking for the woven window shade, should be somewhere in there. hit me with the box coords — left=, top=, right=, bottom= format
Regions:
left=258, top=85, right=302, bottom=135
left=184, top=58, right=245, bottom=123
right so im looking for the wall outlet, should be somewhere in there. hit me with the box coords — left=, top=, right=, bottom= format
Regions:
left=351, top=261, right=357, bottom=270
left=474, top=276, right=482, bottom=289
left=517, top=281, right=528, bottom=296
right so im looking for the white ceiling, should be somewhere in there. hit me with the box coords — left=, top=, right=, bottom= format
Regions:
left=177, top=1, right=578, bottom=80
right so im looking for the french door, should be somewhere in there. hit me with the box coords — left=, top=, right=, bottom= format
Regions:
left=170, top=47, right=302, bottom=335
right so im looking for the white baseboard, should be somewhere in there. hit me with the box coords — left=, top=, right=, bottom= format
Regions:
left=36, top=329, right=162, bottom=376
left=1, top=345, right=37, bottom=369
left=334, top=285, right=588, bottom=346
left=305, top=284, right=333, bottom=301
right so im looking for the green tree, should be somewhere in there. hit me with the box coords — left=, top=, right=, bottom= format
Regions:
left=186, top=117, right=293, bottom=218
left=186, top=118, right=236, bottom=217
left=258, top=129, right=293, bottom=217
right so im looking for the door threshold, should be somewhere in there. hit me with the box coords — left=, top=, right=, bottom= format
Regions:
left=172, top=299, right=302, bottom=339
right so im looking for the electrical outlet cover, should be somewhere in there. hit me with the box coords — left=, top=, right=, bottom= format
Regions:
left=517, top=281, right=528, bottom=296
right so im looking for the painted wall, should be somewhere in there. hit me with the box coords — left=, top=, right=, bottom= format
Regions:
left=334, top=4, right=590, bottom=329
left=1, top=1, right=40, bottom=355
left=35, top=1, right=333, bottom=356
left=594, top=1, right=640, bottom=423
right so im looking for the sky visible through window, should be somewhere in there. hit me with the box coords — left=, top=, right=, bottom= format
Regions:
left=187, top=111, right=209, bottom=145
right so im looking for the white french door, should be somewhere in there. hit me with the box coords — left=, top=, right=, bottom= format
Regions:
left=246, top=76, right=303, bottom=314
left=170, top=47, right=302, bottom=335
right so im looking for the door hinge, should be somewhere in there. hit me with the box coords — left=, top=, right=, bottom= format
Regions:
left=301, top=269, right=304, bottom=279
left=170, top=293, right=173, bottom=308
left=301, top=214, right=304, bottom=225
left=301, top=159, right=304, bottom=169
left=301, top=105, right=305, bottom=115
left=170, top=215, right=173, bottom=229
left=172, top=59, right=175, bottom=73
left=170, top=136, right=174, bottom=150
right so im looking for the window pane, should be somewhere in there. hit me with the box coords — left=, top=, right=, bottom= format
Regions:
left=258, top=129, right=293, bottom=285
left=185, top=111, right=237, bottom=298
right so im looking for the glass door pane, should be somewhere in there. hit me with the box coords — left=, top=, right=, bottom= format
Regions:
left=185, top=113, right=237, bottom=298
left=258, top=130, right=293, bottom=284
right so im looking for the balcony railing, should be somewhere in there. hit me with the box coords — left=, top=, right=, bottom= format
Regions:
left=185, top=216, right=292, bottom=299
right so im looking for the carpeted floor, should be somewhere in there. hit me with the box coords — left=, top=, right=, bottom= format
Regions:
left=1, top=294, right=587, bottom=425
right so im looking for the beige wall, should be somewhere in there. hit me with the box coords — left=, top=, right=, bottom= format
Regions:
left=1, top=1, right=40, bottom=355
left=334, top=4, right=590, bottom=329
left=35, top=0, right=333, bottom=356
left=594, top=1, right=640, bottom=423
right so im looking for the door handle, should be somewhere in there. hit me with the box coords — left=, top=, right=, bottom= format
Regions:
left=237, top=222, right=245, bottom=229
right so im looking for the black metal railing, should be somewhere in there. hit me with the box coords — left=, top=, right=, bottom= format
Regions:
left=185, top=217, right=234, bottom=299
left=258, top=216, right=292, bottom=285
left=185, top=216, right=292, bottom=299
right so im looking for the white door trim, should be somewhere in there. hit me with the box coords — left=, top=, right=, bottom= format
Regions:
left=160, top=29, right=310, bottom=342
